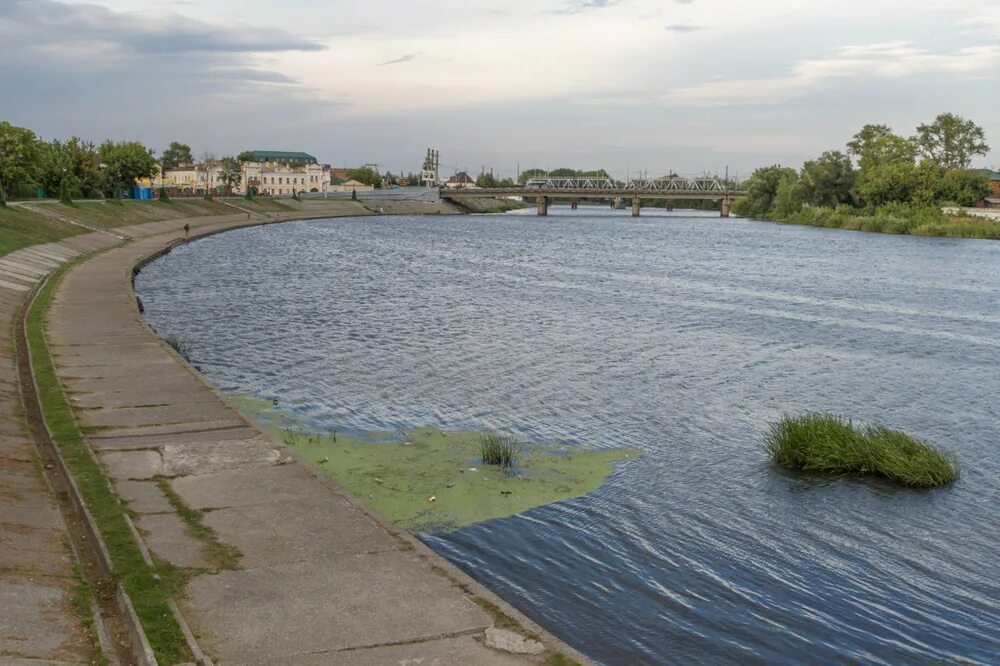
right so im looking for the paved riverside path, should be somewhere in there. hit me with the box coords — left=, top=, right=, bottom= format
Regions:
left=26, top=207, right=585, bottom=664
left=0, top=232, right=119, bottom=663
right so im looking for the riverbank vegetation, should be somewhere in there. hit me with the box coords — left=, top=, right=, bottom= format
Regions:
left=734, top=113, right=998, bottom=239
left=764, top=414, right=959, bottom=488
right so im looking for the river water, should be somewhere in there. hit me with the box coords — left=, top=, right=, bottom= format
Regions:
left=136, top=207, right=1000, bottom=665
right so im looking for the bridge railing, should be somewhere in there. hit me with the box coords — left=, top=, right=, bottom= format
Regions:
left=521, top=176, right=742, bottom=191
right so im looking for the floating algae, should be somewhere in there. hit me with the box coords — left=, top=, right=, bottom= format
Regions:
left=227, top=393, right=638, bottom=533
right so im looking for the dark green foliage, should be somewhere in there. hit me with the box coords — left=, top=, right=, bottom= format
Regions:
left=158, top=186, right=171, bottom=202
left=479, top=432, right=523, bottom=469
left=0, top=121, right=42, bottom=199
left=160, top=141, right=193, bottom=170
left=732, top=165, right=798, bottom=217
left=99, top=140, right=157, bottom=198
left=348, top=166, right=382, bottom=189
left=218, top=156, right=241, bottom=195
left=913, top=112, right=990, bottom=169
left=764, top=413, right=959, bottom=488
left=799, top=151, right=855, bottom=207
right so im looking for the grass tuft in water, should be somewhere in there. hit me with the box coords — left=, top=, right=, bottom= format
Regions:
left=764, top=413, right=959, bottom=488
left=479, top=432, right=524, bottom=469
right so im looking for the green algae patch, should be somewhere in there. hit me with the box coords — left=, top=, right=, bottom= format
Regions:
left=227, top=393, right=638, bottom=533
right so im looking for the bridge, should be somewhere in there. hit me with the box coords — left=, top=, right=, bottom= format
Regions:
left=440, top=176, right=747, bottom=216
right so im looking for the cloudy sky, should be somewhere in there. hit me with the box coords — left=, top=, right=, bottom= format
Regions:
left=1, top=0, right=997, bottom=179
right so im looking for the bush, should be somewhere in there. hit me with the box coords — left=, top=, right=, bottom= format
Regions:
left=764, top=413, right=959, bottom=488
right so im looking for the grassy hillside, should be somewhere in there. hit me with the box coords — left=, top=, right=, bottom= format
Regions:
left=0, top=198, right=295, bottom=257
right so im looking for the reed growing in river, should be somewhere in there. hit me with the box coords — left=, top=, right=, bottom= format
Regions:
left=764, top=413, right=959, bottom=488
left=479, top=432, right=524, bottom=469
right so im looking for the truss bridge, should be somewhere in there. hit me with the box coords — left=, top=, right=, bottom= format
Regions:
left=440, top=176, right=746, bottom=216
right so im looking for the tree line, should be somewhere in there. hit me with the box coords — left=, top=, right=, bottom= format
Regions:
left=734, top=112, right=992, bottom=220
left=0, top=124, right=393, bottom=204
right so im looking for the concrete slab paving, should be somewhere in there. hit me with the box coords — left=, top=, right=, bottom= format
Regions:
left=284, top=635, right=530, bottom=666
left=134, top=513, right=212, bottom=569
left=98, top=449, right=163, bottom=479
left=182, top=553, right=493, bottom=662
left=0, top=577, right=92, bottom=663
left=89, top=425, right=261, bottom=451
left=203, top=496, right=401, bottom=568
left=113, top=479, right=174, bottom=514
left=172, top=464, right=331, bottom=510
left=160, top=436, right=281, bottom=476
left=77, top=400, right=238, bottom=428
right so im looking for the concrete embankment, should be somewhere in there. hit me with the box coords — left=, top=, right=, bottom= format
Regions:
left=1, top=202, right=591, bottom=665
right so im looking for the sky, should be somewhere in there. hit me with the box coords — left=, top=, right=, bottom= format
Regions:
left=1, top=0, right=998, bottom=180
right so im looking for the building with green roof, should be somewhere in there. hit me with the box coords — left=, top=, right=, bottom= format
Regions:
left=250, top=151, right=317, bottom=165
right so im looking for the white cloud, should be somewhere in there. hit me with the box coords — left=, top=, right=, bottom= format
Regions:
left=667, top=43, right=1000, bottom=107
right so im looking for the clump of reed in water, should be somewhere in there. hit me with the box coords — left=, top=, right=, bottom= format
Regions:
left=479, top=432, right=524, bottom=469
left=764, top=413, right=959, bottom=488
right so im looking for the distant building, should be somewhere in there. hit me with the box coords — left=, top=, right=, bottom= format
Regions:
left=249, top=150, right=318, bottom=166
left=972, top=169, right=1000, bottom=208
left=328, top=178, right=374, bottom=193
left=245, top=162, right=330, bottom=196
left=445, top=172, right=477, bottom=189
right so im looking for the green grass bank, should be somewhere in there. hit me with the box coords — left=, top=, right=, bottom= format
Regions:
left=764, top=413, right=959, bottom=488
left=0, top=198, right=295, bottom=257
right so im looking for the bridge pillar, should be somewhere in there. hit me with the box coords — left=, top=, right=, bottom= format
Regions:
left=632, top=195, right=641, bottom=217
left=613, top=197, right=624, bottom=210
left=537, top=195, right=549, bottom=216
left=571, top=201, right=578, bottom=210
left=665, top=199, right=674, bottom=212
left=721, top=197, right=731, bottom=218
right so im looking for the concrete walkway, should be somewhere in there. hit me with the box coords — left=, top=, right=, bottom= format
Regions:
left=0, top=232, right=119, bottom=664
left=4, top=204, right=586, bottom=664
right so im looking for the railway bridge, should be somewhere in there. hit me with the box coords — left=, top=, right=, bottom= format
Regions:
left=440, top=176, right=747, bottom=216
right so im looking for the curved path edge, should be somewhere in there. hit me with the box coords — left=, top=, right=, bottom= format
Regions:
left=29, top=206, right=593, bottom=665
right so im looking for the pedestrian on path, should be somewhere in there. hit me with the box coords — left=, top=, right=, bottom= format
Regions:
left=184, top=223, right=190, bottom=238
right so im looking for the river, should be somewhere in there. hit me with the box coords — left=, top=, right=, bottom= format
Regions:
left=135, top=206, right=1000, bottom=665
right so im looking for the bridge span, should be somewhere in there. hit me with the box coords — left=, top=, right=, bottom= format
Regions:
left=439, top=176, right=747, bottom=217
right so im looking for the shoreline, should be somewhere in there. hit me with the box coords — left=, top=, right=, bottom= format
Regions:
left=3, top=204, right=593, bottom=665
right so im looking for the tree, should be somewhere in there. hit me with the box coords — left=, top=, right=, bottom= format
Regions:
left=847, top=124, right=918, bottom=174
left=237, top=150, right=257, bottom=164
left=913, top=113, right=990, bottom=170
left=348, top=166, right=382, bottom=189
left=853, top=160, right=919, bottom=208
left=476, top=172, right=499, bottom=188
left=799, top=151, right=855, bottom=207
left=846, top=124, right=894, bottom=161
left=731, top=165, right=798, bottom=217
left=0, top=121, right=42, bottom=199
left=99, top=140, right=157, bottom=198
left=218, top=157, right=242, bottom=195
left=518, top=168, right=547, bottom=184
left=37, top=137, right=102, bottom=200
left=161, top=141, right=193, bottom=171
left=934, top=168, right=989, bottom=206
left=771, top=173, right=804, bottom=218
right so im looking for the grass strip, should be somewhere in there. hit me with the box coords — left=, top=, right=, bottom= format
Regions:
left=764, top=413, right=959, bottom=488
left=27, top=259, right=192, bottom=663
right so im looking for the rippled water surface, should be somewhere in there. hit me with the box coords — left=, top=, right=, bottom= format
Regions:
left=136, top=207, right=1000, bottom=664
